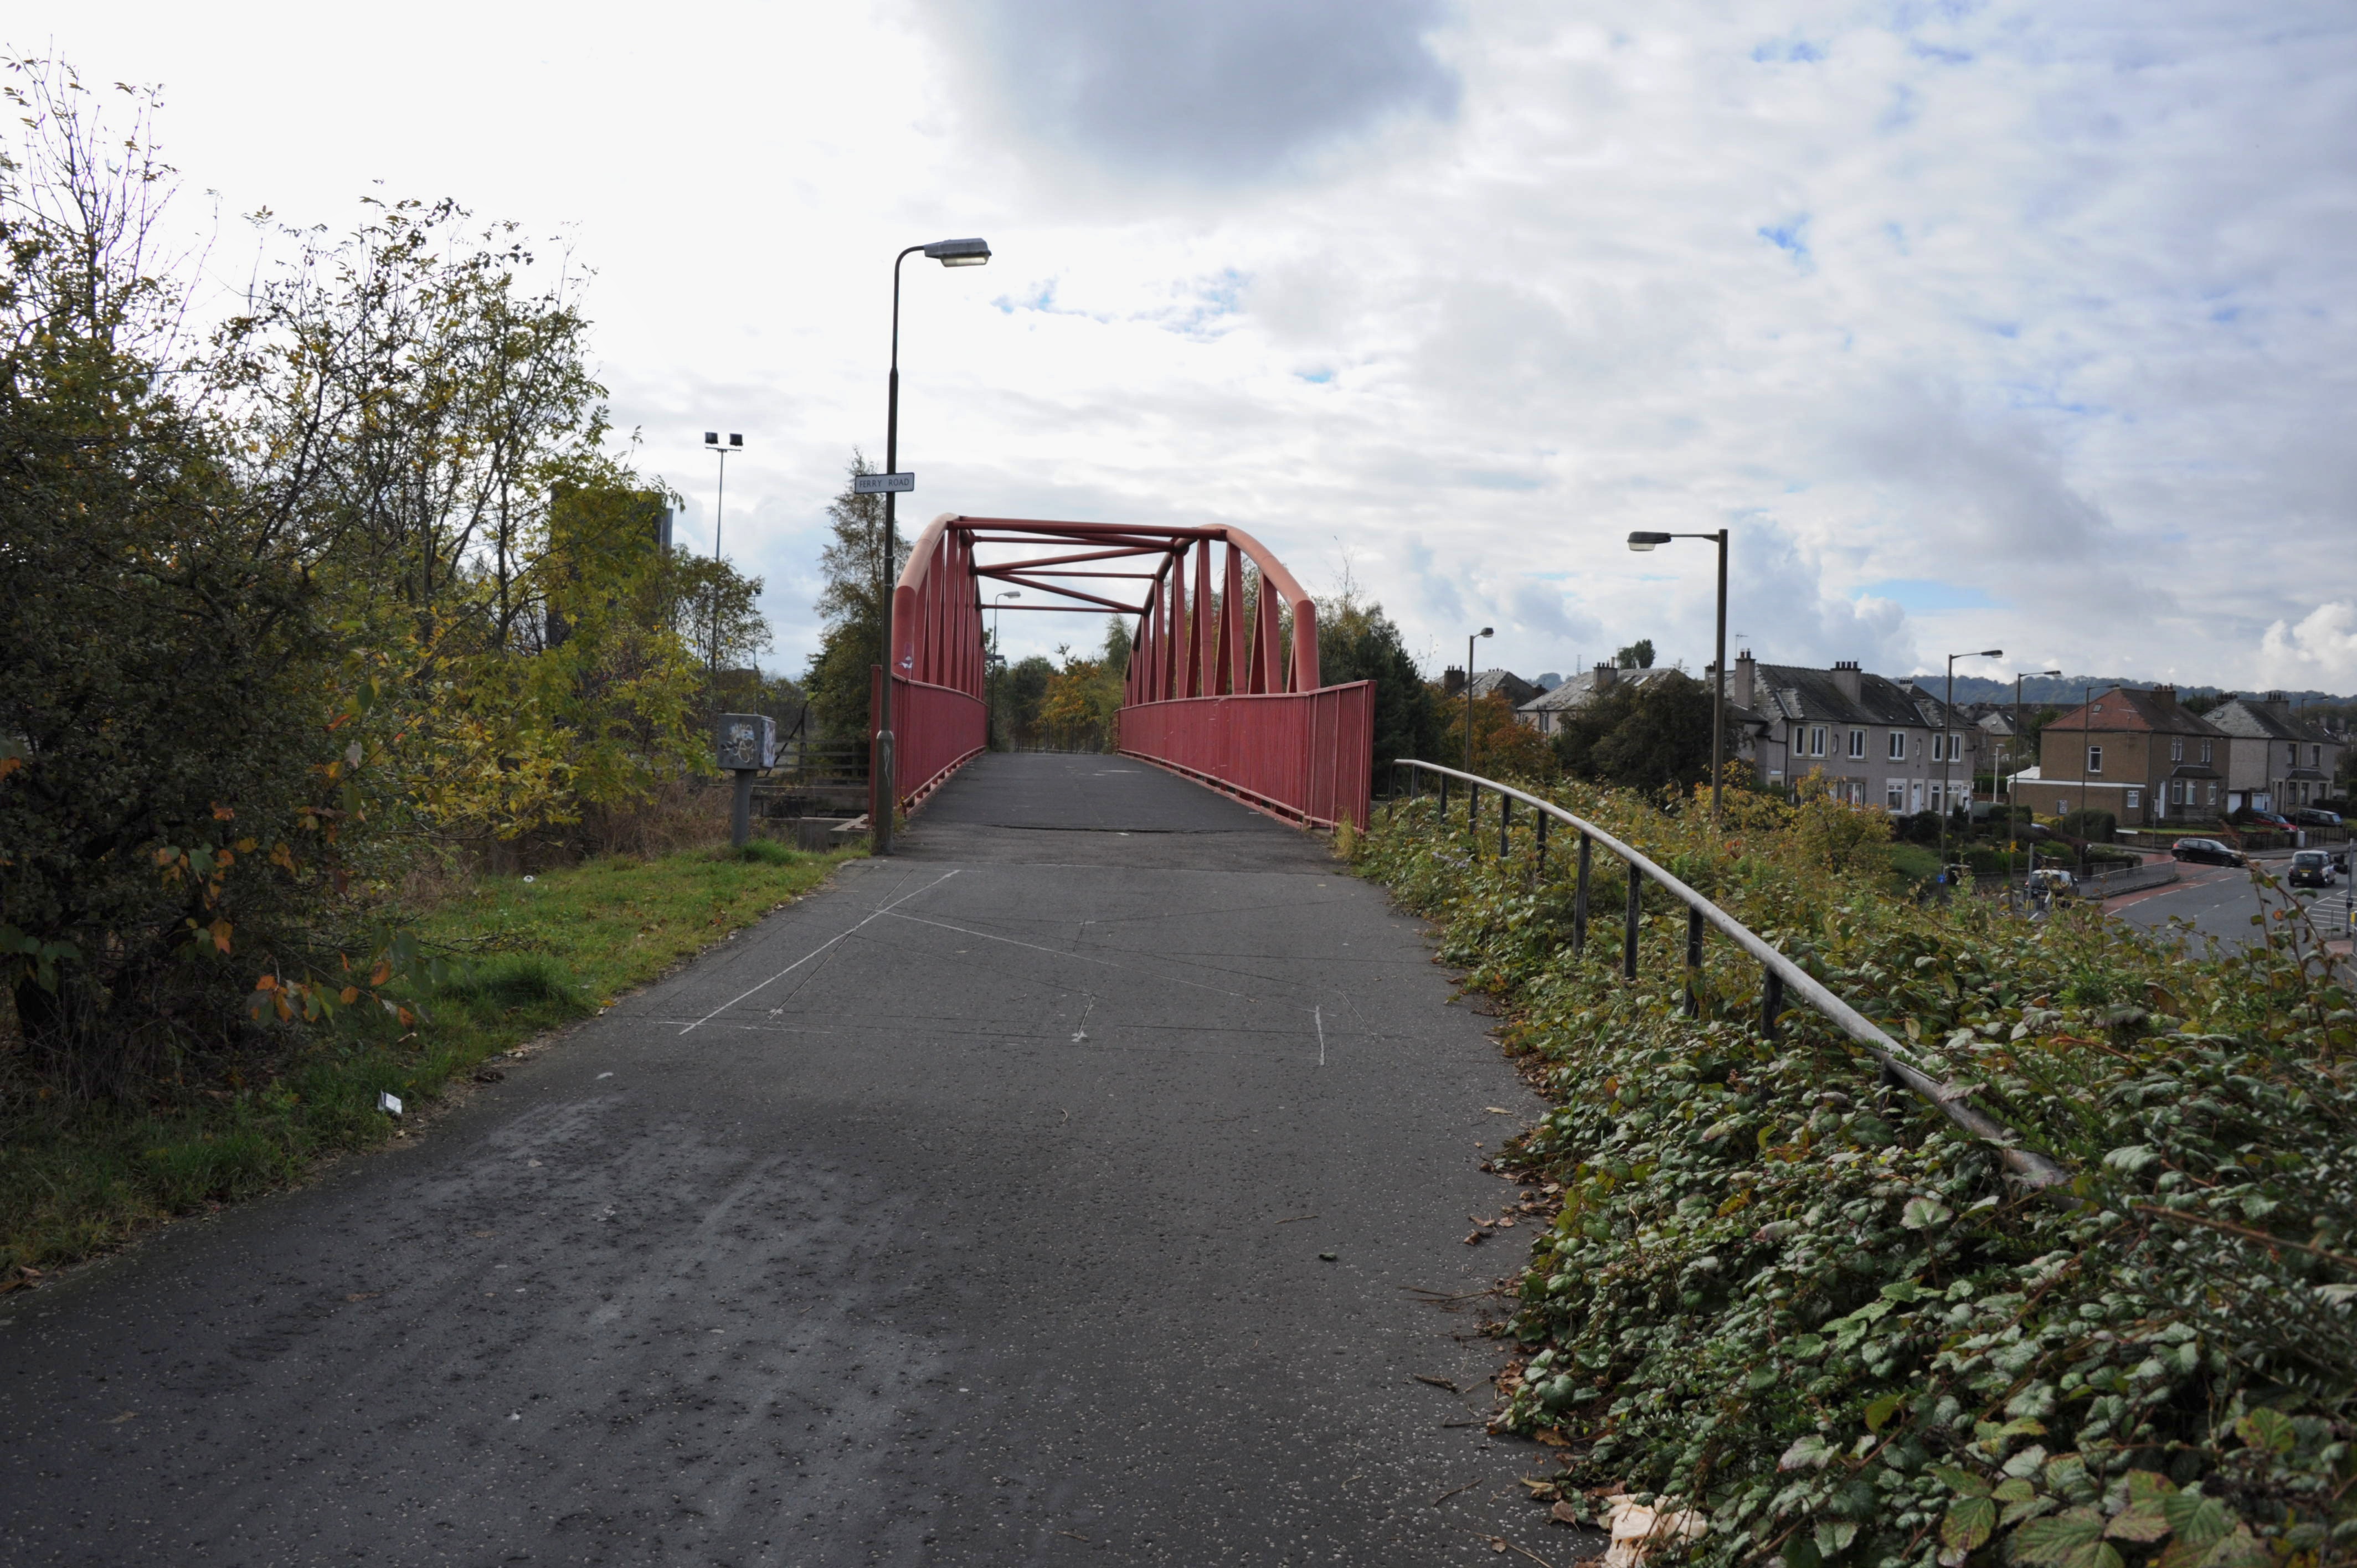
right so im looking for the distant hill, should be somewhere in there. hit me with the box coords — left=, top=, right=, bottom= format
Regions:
left=1933, top=675, right=2353, bottom=710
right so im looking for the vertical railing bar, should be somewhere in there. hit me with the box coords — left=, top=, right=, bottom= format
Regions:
left=1623, top=860, right=1641, bottom=981
left=1500, top=793, right=1512, bottom=857
left=1573, top=832, right=1591, bottom=955
left=1684, top=905, right=1705, bottom=1018
left=1536, top=811, right=1550, bottom=881
left=1762, top=967, right=1784, bottom=1041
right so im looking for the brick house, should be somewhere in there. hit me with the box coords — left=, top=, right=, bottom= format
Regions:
left=2008, top=686, right=2226, bottom=826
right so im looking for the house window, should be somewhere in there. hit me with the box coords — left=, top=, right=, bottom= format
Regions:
left=1812, top=726, right=1828, bottom=757
left=2126, top=790, right=2141, bottom=809
left=2200, top=741, right=2212, bottom=764
left=1887, top=731, right=1905, bottom=761
left=2313, top=745, right=2323, bottom=768
left=2087, top=745, right=2103, bottom=774
left=2171, top=780, right=2186, bottom=805
left=1886, top=780, right=1905, bottom=809
left=2170, top=739, right=2184, bottom=762
left=2288, top=743, right=2298, bottom=767
left=1847, top=729, right=1865, bottom=759
left=2207, top=782, right=2218, bottom=806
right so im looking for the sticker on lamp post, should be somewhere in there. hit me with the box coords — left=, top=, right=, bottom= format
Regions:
left=851, top=472, right=914, bottom=494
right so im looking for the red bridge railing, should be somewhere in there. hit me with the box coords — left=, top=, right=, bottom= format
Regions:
left=870, top=667, right=987, bottom=823
left=1118, top=683, right=1373, bottom=831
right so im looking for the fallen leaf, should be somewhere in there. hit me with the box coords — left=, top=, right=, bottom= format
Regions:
left=346, top=1292, right=379, bottom=1302
left=1465, top=1231, right=1486, bottom=1246
left=1553, top=1501, right=1583, bottom=1524
left=1496, top=1216, right=1518, bottom=1227
left=1533, top=1428, right=1572, bottom=1447
left=106, top=1411, right=136, bottom=1424
left=1413, top=1374, right=1461, bottom=1392
left=1486, top=1107, right=1512, bottom=1114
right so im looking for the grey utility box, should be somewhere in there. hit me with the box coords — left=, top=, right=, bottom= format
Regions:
left=716, top=714, right=778, bottom=772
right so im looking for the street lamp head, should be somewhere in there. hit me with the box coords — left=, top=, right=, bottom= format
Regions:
left=729, top=433, right=743, bottom=448
left=1627, top=531, right=1672, bottom=551
left=1479, top=627, right=1494, bottom=638
left=703, top=430, right=718, bottom=445
left=1979, top=648, right=2002, bottom=658
left=924, top=237, right=992, bottom=267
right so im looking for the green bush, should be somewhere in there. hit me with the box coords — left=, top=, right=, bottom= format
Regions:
left=2057, top=809, right=2118, bottom=842
left=1354, top=783, right=2353, bottom=1567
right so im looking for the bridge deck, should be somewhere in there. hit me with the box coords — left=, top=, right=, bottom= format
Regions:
left=1, top=755, right=1558, bottom=1565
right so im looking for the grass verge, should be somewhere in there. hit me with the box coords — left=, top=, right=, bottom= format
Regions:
left=0, top=839, right=851, bottom=1278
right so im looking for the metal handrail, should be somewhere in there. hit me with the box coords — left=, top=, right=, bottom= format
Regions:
left=1390, top=760, right=2069, bottom=1190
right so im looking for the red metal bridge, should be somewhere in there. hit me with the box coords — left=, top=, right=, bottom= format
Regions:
left=873, top=514, right=1373, bottom=832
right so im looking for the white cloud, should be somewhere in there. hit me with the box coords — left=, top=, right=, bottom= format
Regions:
left=2260, top=604, right=2357, bottom=691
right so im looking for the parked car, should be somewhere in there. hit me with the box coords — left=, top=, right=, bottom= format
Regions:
left=2026, top=868, right=2079, bottom=901
left=2289, top=849, right=2339, bottom=888
left=2172, top=838, right=2247, bottom=867
left=2243, top=811, right=2296, bottom=832
left=2291, top=808, right=2343, bottom=827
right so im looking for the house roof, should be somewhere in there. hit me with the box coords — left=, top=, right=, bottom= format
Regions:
left=1516, top=666, right=1681, bottom=714
left=2047, top=686, right=2224, bottom=737
left=1467, top=668, right=1539, bottom=704
left=1747, top=663, right=1930, bottom=729
left=2205, top=697, right=2339, bottom=745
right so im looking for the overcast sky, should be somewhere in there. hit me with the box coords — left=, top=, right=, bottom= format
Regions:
left=31, top=1, right=2357, bottom=691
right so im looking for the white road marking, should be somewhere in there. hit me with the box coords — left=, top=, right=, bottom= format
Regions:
left=677, top=870, right=962, bottom=1035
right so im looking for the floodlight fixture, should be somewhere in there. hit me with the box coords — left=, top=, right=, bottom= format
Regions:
left=923, top=237, right=992, bottom=266
left=1627, top=531, right=1672, bottom=551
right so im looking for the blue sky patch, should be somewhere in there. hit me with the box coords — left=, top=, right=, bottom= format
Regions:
left=1758, top=216, right=1812, bottom=264
left=1859, top=578, right=2003, bottom=611
left=1752, top=38, right=1825, bottom=63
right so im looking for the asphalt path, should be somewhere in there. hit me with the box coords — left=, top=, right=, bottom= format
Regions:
left=2, top=754, right=1564, bottom=1566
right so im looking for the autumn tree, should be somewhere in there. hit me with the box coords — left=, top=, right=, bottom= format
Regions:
left=802, top=453, right=908, bottom=742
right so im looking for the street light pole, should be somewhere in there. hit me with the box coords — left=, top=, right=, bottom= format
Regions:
left=873, top=237, right=990, bottom=857
left=2012, top=668, right=2062, bottom=888
left=1627, top=528, right=1730, bottom=828
left=703, top=432, right=742, bottom=671
left=990, top=590, right=1020, bottom=749
left=1465, top=627, right=1493, bottom=773
left=1941, top=648, right=2003, bottom=869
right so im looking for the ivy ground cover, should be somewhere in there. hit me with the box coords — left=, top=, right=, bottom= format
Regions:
left=1353, top=785, right=2356, bottom=1568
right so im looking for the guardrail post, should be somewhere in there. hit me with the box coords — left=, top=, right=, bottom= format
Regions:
left=1535, top=812, right=1549, bottom=880
left=1573, top=832, right=1592, bottom=955
left=1468, top=779, right=1479, bottom=837
left=1623, top=863, right=1641, bottom=981
left=1761, top=968, right=1784, bottom=1040
left=1499, top=794, right=1512, bottom=857
left=1440, top=772, right=1449, bottom=814
left=1684, top=906, right=1705, bottom=1017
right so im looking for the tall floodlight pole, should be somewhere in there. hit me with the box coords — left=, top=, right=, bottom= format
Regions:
left=1465, top=627, right=1494, bottom=773
left=871, top=236, right=990, bottom=856
left=990, top=590, right=1021, bottom=749
left=703, top=432, right=742, bottom=671
left=2013, top=668, right=2062, bottom=888
left=1628, top=528, right=1730, bottom=828
left=1941, top=649, right=2004, bottom=868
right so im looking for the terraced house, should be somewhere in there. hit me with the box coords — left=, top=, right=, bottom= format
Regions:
left=2205, top=694, right=2345, bottom=813
left=1729, top=654, right=1985, bottom=814
left=2007, top=685, right=2226, bottom=826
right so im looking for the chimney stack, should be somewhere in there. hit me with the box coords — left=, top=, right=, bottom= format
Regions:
left=1733, top=649, right=1756, bottom=710
left=1443, top=667, right=1465, bottom=698
left=1592, top=663, right=1618, bottom=692
left=1830, top=659, right=1862, bottom=704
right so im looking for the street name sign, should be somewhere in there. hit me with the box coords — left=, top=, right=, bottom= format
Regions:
left=852, top=472, right=915, bottom=494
